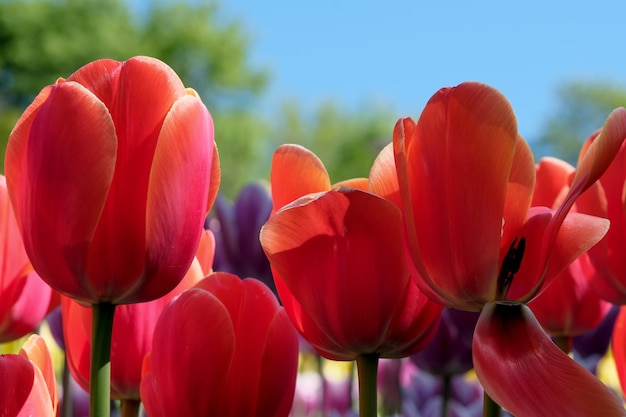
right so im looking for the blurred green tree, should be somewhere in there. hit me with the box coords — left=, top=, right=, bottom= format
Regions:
left=537, top=80, right=626, bottom=164
left=0, top=0, right=268, bottom=196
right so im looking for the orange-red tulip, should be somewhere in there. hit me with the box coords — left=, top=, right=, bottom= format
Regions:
left=264, top=144, right=441, bottom=360
left=393, top=81, right=626, bottom=311
left=0, top=334, right=58, bottom=416
left=0, top=175, right=54, bottom=342
left=528, top=158, right=611, bottom=337
left=5, top=56, right=220, bottom=304
left=393, top=81, right=626, bottom=416
left=140, top=272, right=299, bottom=417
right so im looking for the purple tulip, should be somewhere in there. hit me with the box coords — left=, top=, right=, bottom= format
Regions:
left=573, top=304, right=619, bottom=373
left=411, top=308, right=480, bottom=376
left=205, top=182, right=275, bottom=293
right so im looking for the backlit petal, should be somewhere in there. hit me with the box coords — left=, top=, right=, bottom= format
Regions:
left=8, top=82, right=117, bottom=302
left=85, top=59, right=192, bottom=301
left=132, top=93, right=214, bottom=303
left=333, top=177, right=369, bottom=190
left=5, top=85, right=53, bottom=228
left=369, top=142, right=401, bottom=207
left=531, top=158, right=574, bottom=208
left=509, top=210, right=609, bottom=302
left=474, top=302, right=625, bottom=417
left=270, top=144, right=331, bottom=214
left=572, top=107, right=626, bottom=197
left=581, top=136, right=626, bottom=304
left=0, top=354, right=54, bottom=416
left=402, top=82, right=518, bottom=308
left=19, top=335, right=57, bottom=415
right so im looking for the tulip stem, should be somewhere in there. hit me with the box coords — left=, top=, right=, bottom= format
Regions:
left=90, top=302, right=116, bottom=417
left=483, top=391, right=501, bottom=417
left=356, top=354, right=379, bottom=417
left=61, top=354, right=73, bottom=417
left=121, top=399, right=141, bottom=417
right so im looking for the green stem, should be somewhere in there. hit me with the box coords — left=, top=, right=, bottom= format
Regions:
left=555, top=335, right=572, bottom=355
left=483, top=391, right=502, bottom=417
left=356, top=354, right=379, bottom=417
left=442, top=374, right=451, bottom=417
left=316, top=353, right=326, bottom=415
left=61, top=354, right=73, bottom=417
left=89, top=302, right=116, bottom=417
left=121, top=399, right=141, bottom=417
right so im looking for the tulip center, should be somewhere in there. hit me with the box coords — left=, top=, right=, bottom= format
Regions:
left=496, top=237, right=526, bottom=299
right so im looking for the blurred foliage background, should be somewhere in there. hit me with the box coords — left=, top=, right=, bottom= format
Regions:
left=0, top=0, right=624, bottom=197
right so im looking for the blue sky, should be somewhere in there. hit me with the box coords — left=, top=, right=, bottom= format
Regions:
left=221, top=0, right=626, bottom=150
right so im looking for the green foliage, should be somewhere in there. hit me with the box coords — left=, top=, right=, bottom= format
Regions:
left=538, top=80, right=626, bottom=163
left=0, top=0, right=397, bottom=197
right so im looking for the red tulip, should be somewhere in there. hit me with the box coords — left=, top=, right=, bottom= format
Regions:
left=0, top=175, right=54, bottom=342
left=393, top=81, right=626, bottom=416
left=0, top=334, right=58, bottom=416
left=264, top=144, right=441, bottom=360
left=5, top=56, right=220, bottom=304
left=140, top=272, right=299, bottom=417
left=528, top=158, right=611, bottom=337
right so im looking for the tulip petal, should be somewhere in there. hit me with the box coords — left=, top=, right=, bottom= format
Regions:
left=84, top=59, right=192, bottom=301
left=207, top=141, right=221, bottom=213
left=369, top=142, right=401, bottom=207
left=5, top=85, right=53, bottom=228
left=270, top=144, right=331, bottom=214
left=140, top=288, right=235, bottom=417
left=529, top=253, right=610, bottom=337
left=501, top=136, right=536, bottom=244
left=531, top=158, right=575, bottom=208
left=474, top=302, right=625, bottom=417
left=196, top=230, right=216, bottom=276
left=394, top=117, right=455, bottom=308
left=62, top=296, right=92, bottom=393
left=7, top=81, right=117, bottom=301
left=550, top=107, right=626, bottom=243
left=195, top=273, right=298, bottom=416
left=261, top=189, right=410, bottom=357
left=334, top=177, right=369, bottom=190
left=572, top=107, right=626, bottom=196
left=257, top=309, right=300, bottom=417
left=509, top=209, right=609, bottom=302
left=0, top=353, right=54, bottom=416
left=129, top=93, right=214, bottom=303
left=399, top=82, right=519, bottom=309
left=19, top=334, right=57, bottom=414
left=579, top=136, right=626, bottom=304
